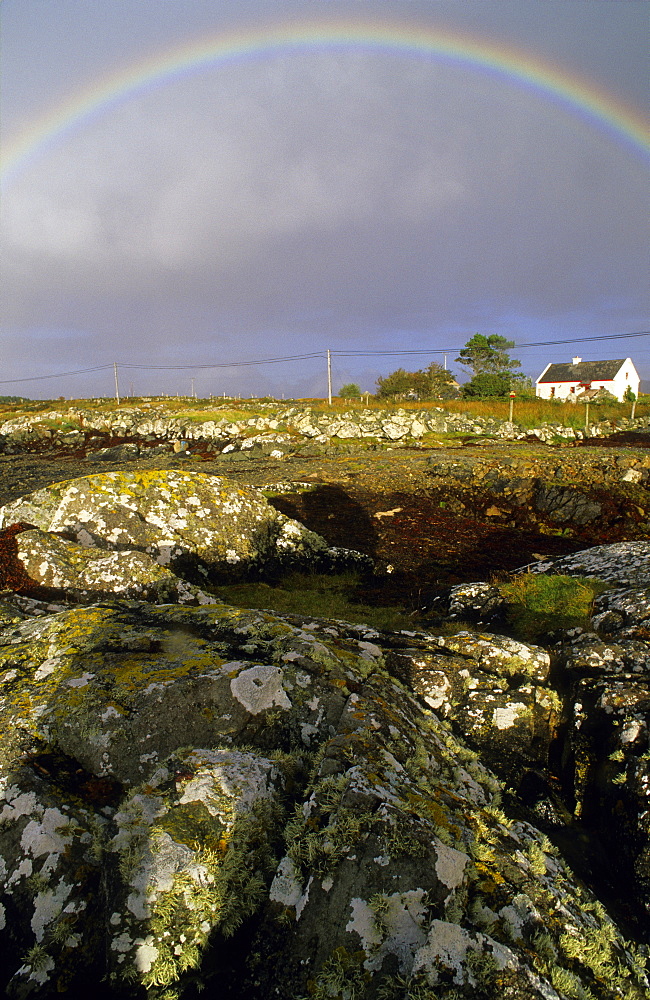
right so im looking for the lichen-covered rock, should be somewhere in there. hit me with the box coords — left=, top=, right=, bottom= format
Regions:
left=520, top=540, right=650, bottom=588
left=13, top=527, right=182, bottom=602
left=1, top=602, right=647, bottom=999
left=551, top=628, right=650, bottom=677
left=385, top=632, right=557, bottom=780
left=5, top=525, right=218, bottom=608
left=0, top=766, right=110, bottom=999
left=0, top=470, right=369, bottom=584
left=592, top=586, right=650, bottom=639
left=428, top=581, right=506, bottom=626
left=549, top=625, right=650, bottom=922
left=105, top=746, right=289, bottom=991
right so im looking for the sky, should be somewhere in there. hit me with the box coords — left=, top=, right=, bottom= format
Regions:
left=1, top=0, right=648, bottom=400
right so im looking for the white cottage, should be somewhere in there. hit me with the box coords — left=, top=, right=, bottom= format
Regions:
left=535, top=357, right=639, bottom=402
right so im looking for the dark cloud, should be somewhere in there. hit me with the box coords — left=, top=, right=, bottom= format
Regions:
left=1, top=2, right=648, bottom=397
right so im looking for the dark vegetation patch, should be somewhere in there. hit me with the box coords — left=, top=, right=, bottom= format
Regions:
left=579, top=431, right=650, bottom=448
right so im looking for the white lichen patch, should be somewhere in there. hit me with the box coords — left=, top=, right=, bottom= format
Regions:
left=21, top=808, right=72, bottom=858
left=347, top=890, right=429, bottom=974
left=230, top=664, right=292, bottom=714
left=1, top=787, right=39, bottom=822
left=492, top=702, right=528, bottom=730
left=134, top=939, right=159, bottom=973
left=269, top=856, right=305, bottom=909
left=269, top=856, right=312, bottom=918
left=31, top=880, right=73, bottom=942
left=412, top=920, right=516, bottom=985
left=434, top=841, right=469, bottom=894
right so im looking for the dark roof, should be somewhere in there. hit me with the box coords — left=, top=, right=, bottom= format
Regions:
left=538, top=359, right=627, bottom=384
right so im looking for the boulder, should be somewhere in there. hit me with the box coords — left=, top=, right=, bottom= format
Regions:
left=428, top=581, right=506, bottom=626
left=12, top=526, right=182, bottom=603
left=540, top=618, right=650, bottom=929
left=0, top=470, right=371, bottom=586
left=1, top=602, right=646, bottom=998
left=518, top=540, right=650, bottom=588
left=89, top=442, right=140, bottom=461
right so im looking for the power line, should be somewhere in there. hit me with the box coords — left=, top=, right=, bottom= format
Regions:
left=335, top=331, right=650, bottom=356
left=0, top=364, right=113, bottom=384
left=118, top=352, right=326, bottom=371
left=0, top=331, right=647, bottom=384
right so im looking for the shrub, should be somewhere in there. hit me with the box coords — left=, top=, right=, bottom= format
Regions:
left=339, top=383, right=362, bottom=399
left=462, top=372, right=513, bottom=398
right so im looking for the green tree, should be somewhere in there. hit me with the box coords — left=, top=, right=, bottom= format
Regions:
left=461, top=372, right=513, bottom=398
left=455, top=334, right=521, bottom=377
left=426, top=362, right=458, bottom=399
left=376, top=362, right=456, bottom=400
left=623, top=386, right=637, bottom=403
left=339, top=383, right=362, bottom=398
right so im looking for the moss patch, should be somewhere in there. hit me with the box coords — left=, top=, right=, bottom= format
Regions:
left=210, top=571, right=417, bottom=631
left=498, top=574, right=610, bottom=641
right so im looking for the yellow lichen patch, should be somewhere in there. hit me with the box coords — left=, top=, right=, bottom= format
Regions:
left=474, top=861, right=507, bottom=889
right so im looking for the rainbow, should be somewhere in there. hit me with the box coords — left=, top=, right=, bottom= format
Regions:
left=2, top=17, right=649, bottom=185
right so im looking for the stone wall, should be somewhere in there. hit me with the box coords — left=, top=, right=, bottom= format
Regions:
left=1, top=402, right=649, bottom=456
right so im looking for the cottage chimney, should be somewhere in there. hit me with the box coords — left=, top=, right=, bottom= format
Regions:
left=572, top=357, right=582, bottom=365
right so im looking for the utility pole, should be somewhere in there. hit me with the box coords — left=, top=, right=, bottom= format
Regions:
left=444, top=354, right=447, bottom=370
left=327, top=349, right=332, bottom=406
left=113, top=362, right=120, bottom=405
left=191, top=378, right=195, bottom=399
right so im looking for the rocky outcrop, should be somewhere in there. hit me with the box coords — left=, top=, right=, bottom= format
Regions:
left=0, top=470, right=371, bottom=602
left=1, top=601, right=647, bottom=999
